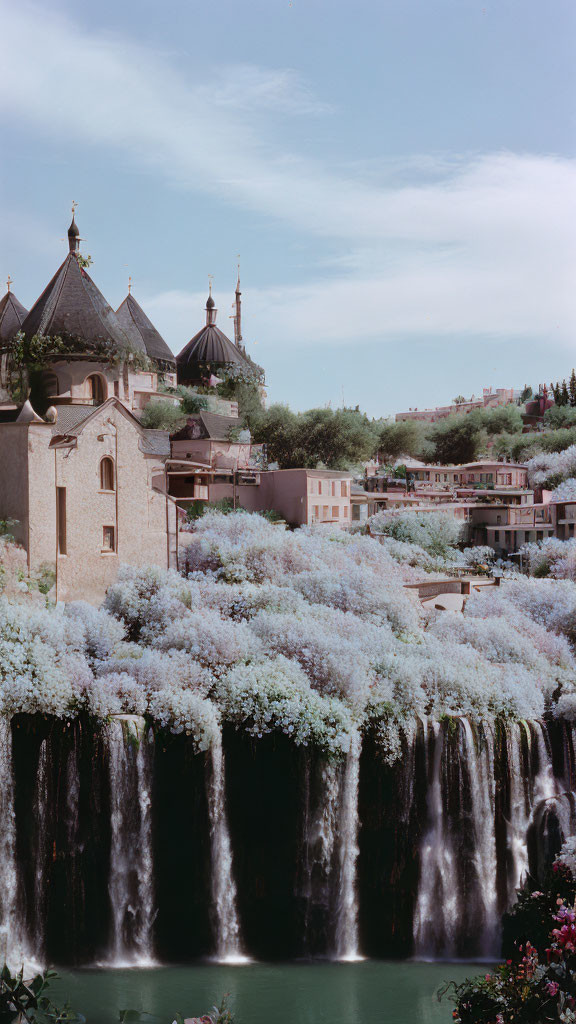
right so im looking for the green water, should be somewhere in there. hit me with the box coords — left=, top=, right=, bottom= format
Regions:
left=51, top=962, right=477, bottom=1024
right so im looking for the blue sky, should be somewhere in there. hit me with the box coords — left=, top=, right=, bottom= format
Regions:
left=0, top=0, right=574, bottom=417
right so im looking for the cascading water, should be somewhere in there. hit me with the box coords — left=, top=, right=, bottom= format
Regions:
left=300, top=754, right=340, bottom=955
left=504, top=722, right=531, bottom=902
left=334, top=730, right=362, bottom=962
left=461, top=720, right=498, bottom=956
left=106, top=716, right=156, bottom=967
left=206, top=727, right=246, bottom=963
left=413, top=719, right=458, bottom=959
left=32, top=740, right=49, bottom=964
left=0, top=718, right=27, bottom=969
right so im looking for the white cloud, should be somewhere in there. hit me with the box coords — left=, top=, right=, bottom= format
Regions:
left=0, top=1, right=574, bottom=347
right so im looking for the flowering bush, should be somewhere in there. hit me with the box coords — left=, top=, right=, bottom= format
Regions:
left=444, top=838, right=576, bottom=1023
left=0, top=511, right=576, bottom=762
left=368, top=508, right=463, bottom=557
left=518, top=537, right=576, bottom=582
left=527, top=446, right=576, bottom=489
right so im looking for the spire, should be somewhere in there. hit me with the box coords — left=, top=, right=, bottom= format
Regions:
left=206, top=279, right=217, bottom=325
left=233, top=259, right=242, bottom=348
left=68, top=201, right=81, bottom=254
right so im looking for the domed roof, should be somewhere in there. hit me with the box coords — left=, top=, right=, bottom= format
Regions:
left=116, top=292, right=176, bottom=369
left=206, top=293, right=215, bottom=310
left=176, top=323, right=252, bottom=380
left=21, top=251, right=145, bottom=356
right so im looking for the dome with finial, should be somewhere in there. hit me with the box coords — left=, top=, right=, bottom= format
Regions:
left=206, top=293, right=215, bottom=310
left=176, top=287, right=258, bottom=386
left=20, top=211, right=146, bottom=357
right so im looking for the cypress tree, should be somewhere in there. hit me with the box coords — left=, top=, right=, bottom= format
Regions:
left=561, top=379, right=570, bottom=405
left=570, top=368, right=576, bottom=407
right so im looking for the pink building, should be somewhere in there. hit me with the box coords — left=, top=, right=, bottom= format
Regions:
left=167, top=413, right=352, bottom=528
left=395, top=387, right=518, bottom=424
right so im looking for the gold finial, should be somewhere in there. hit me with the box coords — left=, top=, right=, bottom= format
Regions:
left=208, top=274, right=214, bottom=294
left=71, top=200, right=78, bottom=216
left=6, top=275, right=12, bottom=293
left=128, top=275, right=132, bottom=294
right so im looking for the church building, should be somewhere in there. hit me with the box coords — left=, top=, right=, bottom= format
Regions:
left=0, top=211, right=178, bottom=602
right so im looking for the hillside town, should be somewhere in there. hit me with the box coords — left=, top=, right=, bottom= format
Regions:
left=0, top=212, right=574, bottom=603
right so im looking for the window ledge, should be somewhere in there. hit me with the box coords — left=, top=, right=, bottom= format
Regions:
left=100, top=550, right=117, bottom=556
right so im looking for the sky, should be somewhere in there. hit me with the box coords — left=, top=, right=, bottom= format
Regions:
left=0, top=0, right=574, bottom=418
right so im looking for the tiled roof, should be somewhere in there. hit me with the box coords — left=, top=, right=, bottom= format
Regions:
left=140, top=429, right=171, bottom=456
left=0, top=291, right=28, bottom=343
left=21, top=254, right=145, bottom=355
left=171, top=410, right=247, bottom=442
left=116, top=293, right=176, bottom=369
left=49, top=404, right=94, bottom=435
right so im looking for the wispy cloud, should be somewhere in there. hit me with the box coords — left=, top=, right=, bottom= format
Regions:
left=1, top=1, right=575, bottom=349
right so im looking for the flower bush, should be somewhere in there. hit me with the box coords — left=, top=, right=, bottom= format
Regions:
left=0, top=510, right=576, bottom=761
left=444, top=838, right=576, bottom=1023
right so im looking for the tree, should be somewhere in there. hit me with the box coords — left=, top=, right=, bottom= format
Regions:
left=452, top=395, right=467, bottom=405
left=562, top=379, right=570, bottom=406
left=427, top=414, right=487, bottom=465
left=569, top=368, right=576, bottom=407
left=378, top=419, right=426, bottom=461
left=252, top=405, right=380, bottom=469
left=472, top=404, right=523, bottom=435
left=519, top=385, right=533, bottom=404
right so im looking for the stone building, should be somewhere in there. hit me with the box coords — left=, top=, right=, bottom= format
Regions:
left=0, top=397, right=175, bottom=603
left=0, top=212, right=179, bottom=602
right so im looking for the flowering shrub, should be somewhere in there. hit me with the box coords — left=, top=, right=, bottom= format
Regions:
left=368, top=508, right=463, bottom=557
left=0, top=511, right=576, bottom=761
left=518, top=537, right=576, bottom=582
left=527, top=445, right=576, bottom=489
left=444, top=838, right=576, bottom=1023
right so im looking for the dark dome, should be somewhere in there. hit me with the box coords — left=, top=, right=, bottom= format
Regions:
left=206, top=293, right=215, bottom=309
left=68, top=216, right=80, bottom=239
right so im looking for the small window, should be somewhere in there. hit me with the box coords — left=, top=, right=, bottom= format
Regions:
left=332, top=506, right=339, bottom=518
left=57, top=487, right=67, bottom=555
left=493, top=530, right=499, bottom=543
left=102, top=526, right=116, bottom=552
left=322, top=505, right=329, bottom=520
left=341, top=481, right=347, bottom=497
left=313, top=505, right=319, bottom=520
left=114, top=380, right=120, bottom=398
left=100, top=457, right=115, bottom=491
left=331, top=481, right=336, bottom=496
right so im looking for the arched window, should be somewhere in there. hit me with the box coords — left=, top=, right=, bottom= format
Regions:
left=100, top=456, right=115, bottom=491
left=86, top=374, right=106, bottom=405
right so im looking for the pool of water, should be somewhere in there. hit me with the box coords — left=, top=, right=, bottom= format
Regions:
left=51, top=961, right=478, bottom=1024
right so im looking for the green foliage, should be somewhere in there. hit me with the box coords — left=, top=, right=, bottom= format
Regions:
left=172, top=387, right=209, bottom=415
left=519, top=385, right=533, bottom=404
left=545, top=405, right=576, bottom=430
left=252, top=405, right=380, bottom=470
left=474, top=404, right=524, bottom=436
left=139, top=401, right=186, bottom=432
left=185, top=498, right=236, bottom=522
left=378, top=419, right=426, bottom=461
left=427, top=414, right=488, bottom=465
left=0, top=965, right=85, bottom=1024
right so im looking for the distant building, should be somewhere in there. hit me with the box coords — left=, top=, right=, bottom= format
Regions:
left=395, top=387, right=519, bottom=424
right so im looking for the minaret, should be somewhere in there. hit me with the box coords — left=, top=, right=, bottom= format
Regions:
left=234, top=265, right=243, bottom=350
left=206, top=282, right=217, bottom=326
left=68, top=202, right=81, bottom=254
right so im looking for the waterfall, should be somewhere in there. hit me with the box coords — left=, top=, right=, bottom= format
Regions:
left=206, top=727, right=246, bottom=963
left=505, top=722, right=531, bottom=902
left=461, top=721, right=498, bottom=956
left=106, top=717, right=156, bottom=967
left=334, top=730, right=362, bottom=961
left=32, top=740, right=50, bottom=964
left=413, top=719, right=459, bottom=959
left=0, top=718, right=28, bottom=970
left=300, top=754, right=340, bottom=955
